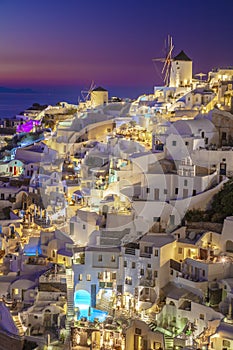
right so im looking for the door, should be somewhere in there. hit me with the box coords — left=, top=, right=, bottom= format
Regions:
left=154, top=188, right=159, bottom=200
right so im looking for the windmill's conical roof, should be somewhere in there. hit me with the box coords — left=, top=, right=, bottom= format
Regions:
left=92, top=86, right=107, bottom=92
left=173, top=50, right=192, bottom=61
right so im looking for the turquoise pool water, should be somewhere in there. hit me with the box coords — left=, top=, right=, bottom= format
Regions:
left=77, top=307, right=108, bottom=322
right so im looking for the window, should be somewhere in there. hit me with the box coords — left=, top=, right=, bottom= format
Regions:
left=172, top=140, right=177, bottom=146
left=125, top=277, right=132, bottom=285
left=199, top=314, right=204, bottom=320
left=175, top=188, right=178, bottom=195
left=203, top=270, right=205, bottom=277
left=184, top=179, right=188, bottom=186
left=86, top=274, right=91, bottom=281
left=154, top=249, right=158, bottom=256
left=98, top=255, right=102, bottom=262
left=153, top=217, right=160, bottom=222
left=140, top=269, right=144, bottom=276
left=146, top=187, right=150, bottom=194
left=185, top=141, right=189, bottom=146
left=223, top=340, right=230, bottom=347
left=82, top=224, right=86, bottom=230
left=132, top=262, right=136, bottom=268
left=124, top=261, right=127, bottom=267
left=193, top=189, right=196, bottom=196
left=111, top=255, right=116, bottom=262
left=154, top=270, right=158, bottom=278
left=222, top=132, right=227, bottom=141
left=112, top=272, right=116, bottom=280
left=147, top=264, right=151, bottom=268
left=145, top=246, right=152, bottom=254
left=79, top=274, right=83, bottom=281
left=178, top=247, right=183, bottom=254
left=135, top=328, right=141, bottom=335
left=98, top=272, right=103, bottom=279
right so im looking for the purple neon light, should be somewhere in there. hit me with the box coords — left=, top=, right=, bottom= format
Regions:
left=16, top=120, right=41, bottom=133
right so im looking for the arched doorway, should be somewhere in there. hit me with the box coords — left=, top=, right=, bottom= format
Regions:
left=226, top=240, right=233, bottom=252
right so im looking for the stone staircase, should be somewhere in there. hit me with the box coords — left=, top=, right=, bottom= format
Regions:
left=12, top=314, right=25, bottom=337
left=65, top=268, right=74, bottom=347
left=96, top=293, right=112, bottom=313
left=164, top=335, right=174, bottom=350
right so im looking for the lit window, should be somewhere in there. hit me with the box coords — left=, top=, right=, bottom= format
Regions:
left=154, top=249, right=158, bottom=256
left=111, top=255, right=116, bottom=262
left=98, top=272, right=103, bottom=279
left=79, top=274, right=82, bottom=281
left=178, top=247, right=183, bottom=254
left=86, top=274, right=91, bottom=281
left=223, top=340, right=230, bottom=347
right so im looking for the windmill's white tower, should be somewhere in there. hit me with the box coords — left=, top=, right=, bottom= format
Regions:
left=91, top=86, right=108, bottom=107
left=169, top=50, right=192, bottom=88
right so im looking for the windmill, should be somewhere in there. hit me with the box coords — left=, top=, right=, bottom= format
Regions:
left=153, top=35, right=174, bottom=86
left=81, top=80, right=96, bottom=103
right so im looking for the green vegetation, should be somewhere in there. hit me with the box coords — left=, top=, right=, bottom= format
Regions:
left=184, top=179, right=233, bottom=223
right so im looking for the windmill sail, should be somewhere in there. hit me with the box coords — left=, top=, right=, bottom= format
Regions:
left=153, top=35, right=174, bottom=86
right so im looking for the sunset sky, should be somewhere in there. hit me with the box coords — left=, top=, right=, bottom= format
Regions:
left=1, top=0, right=233, bottom=91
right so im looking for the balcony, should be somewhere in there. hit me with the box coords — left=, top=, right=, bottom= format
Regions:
left=139, top=278, right=155, bottom=287
left=99, top=281, right=113, bottom=288
left=125, top=247, right=136, bottom=255
left=140, top=252, right=151, bottom=258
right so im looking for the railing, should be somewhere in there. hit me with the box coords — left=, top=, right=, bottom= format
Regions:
left=139, top=278, right=155, bottom=287
left=125, top=247, right=136, bottom=255
left=39, top=274, right=67, bottom=283
left=140, top=252, right=151, bottom=258
left=99, top=281, right=113, bottom=288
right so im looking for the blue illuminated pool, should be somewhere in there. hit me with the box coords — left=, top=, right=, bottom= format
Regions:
left=77, top=307, right=108, bottom=322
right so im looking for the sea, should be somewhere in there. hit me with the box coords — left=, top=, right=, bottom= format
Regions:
left=0, top=85, right=151, bottom=118
left=0, top=87, right=80, bottom=118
